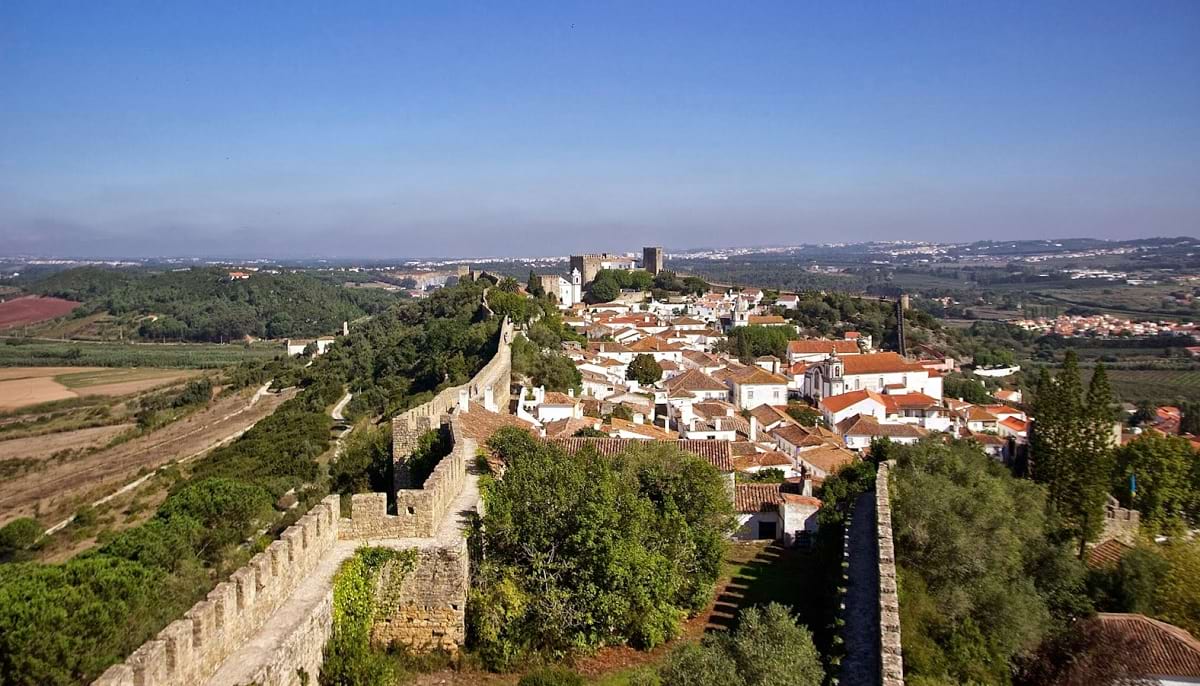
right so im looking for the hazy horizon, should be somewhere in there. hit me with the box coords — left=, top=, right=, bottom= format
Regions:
left=3, top=2, right=1198, bottom=258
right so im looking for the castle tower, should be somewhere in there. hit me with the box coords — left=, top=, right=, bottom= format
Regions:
left=642, top=246, right=664, bottom=275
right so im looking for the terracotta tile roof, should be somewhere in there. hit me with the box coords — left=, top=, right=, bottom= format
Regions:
left=543, top=417, right=602, bottom=438
left=820, top=389, right=887, bottom=413
left=788, top=361, right=808, bottom=375
left=542, top=391, right=579, bottom=405
left=548, top=437, right=734, bottom=471
left=456, top=404, right=538, bottom=445
left=628, top=336, right=685, bottom=353
left=835, top=414, right=926, bottom=438
left=795, top=444, right=859, bottom=474
left=607, top=417, right=678, bottom=440
left=735, top=483, right=784, bottom=513
left=693, top=400, right=737, bottom=419
left=749, top=403, right=795, bottom=428
left=966, top=406, right=999, bottom=422
left=966, top=431, right=1007, bottom=445
left=782, top=493, right=822, bottom=507
left=726, top=366, right=789, bottom=386
left=683, top=350, right=723, bottom=366
left=841, top=352, right=927, bottom=376
left=787, top=339, right=860, bottom=355
left=747, top=315, right=789, bottom=325
left=593, top=341, right=632, bottom=354
left=666, top=369, right=730, bottom=393
left=1087, top=538, right=1134, bottom=569
left=733, top=450, right=793, bottom=471
left=1000, top=416, right=1028, bottom=433
left=671, top=316, right=707, bottom=326
left=1093, top=613, right=1200, bottom=677
left=884, top=393, right=940, bottom=411
left=771, top=423, right=834, bottom=448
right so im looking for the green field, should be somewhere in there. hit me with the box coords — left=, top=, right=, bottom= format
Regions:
left=54, top=367, right=199, bottom=389
left=1081, top=368, right=1200, bottom=404
left=0, top=338, right=281, bottom=369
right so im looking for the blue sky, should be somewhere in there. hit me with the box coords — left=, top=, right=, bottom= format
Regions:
left=1, top=1, right=1198, bottom=258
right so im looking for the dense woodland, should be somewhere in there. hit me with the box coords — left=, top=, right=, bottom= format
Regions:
left=30, top=267, right=401, bottom=342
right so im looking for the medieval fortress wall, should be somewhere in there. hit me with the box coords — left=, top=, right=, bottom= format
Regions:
left=94, top=495, right=342, bottom=686
left=876, top=462, right=904, bottom=686
left=93, top=317, right=513, bottom=686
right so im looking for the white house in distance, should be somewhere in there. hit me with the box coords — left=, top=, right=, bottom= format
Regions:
left=719, top=366, right=790, bottom=410
left=285, top=336, right=335, bottom=357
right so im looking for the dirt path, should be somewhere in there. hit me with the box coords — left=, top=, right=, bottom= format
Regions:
left=0, top=382, right=293, bottom=527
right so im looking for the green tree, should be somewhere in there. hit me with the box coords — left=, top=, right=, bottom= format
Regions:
left=1113, top=432, right=1192, bottom=534
left=0, top=519, right=43, bottom=562
left=469, top=429, right=733, bottom=668
left=588, top=276, right=620, bottom=303
left=891, top=437, right=1089, bottom=684
left=527, top=270, right=545, bottom=298
left=1181, top=401, right=1200, bottom=435
left=1030, top=353, right=1115, bottom=545
left=658, top=603, right=821, bottom=686
left=627, top=354, right=664, bottom=385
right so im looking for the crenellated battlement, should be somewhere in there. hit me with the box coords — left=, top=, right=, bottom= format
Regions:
left=93, top=496, right=342, bottom=686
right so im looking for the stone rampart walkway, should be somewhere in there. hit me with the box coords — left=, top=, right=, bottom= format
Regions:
left=840, top=488, right=881, bottom=686
left=205, top=469, right=480, bottom=685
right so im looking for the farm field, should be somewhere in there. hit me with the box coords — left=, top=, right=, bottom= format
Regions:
left=0, top=338, right=281, bottom=368
left=0, top=423, right=133, bottom=462
left=0, top=295, right=80, bottom=328
left=0, top=384, right=295, bottom=529
left=1079, top=368, right=1200, bottom=405
left=0, top=367, right=200, bottom=411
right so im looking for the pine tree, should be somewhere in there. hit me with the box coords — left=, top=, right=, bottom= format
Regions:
left=1077, top=362, right=1117, bottom=546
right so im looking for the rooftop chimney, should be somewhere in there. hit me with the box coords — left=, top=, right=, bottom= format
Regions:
left=458, top=388, right=470, bottom=413
left=750, top=415, right=758, bottom=442
left=484, top=386, right=497, bottom=413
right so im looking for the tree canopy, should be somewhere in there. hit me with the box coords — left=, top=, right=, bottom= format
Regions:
left=890, top=437, right=1091, bottom=685
left=469, top=429, right=734, bottom=668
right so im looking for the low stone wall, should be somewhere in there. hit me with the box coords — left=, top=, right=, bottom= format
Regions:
left=371, top=539, right=470, bottom=651
left=877, top=462, right=904, bottom=686
left=93, top=496, right=342, bottom=686
left=341, top=420, right=475, bottom=540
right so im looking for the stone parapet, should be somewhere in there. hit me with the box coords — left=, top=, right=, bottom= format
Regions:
left=92, top=495, right=341, bottom=686
left=371, top=539, right=470, bottom=651
left=877, top=462, right=904, bottom=686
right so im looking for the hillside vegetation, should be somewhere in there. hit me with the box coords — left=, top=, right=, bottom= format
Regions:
left=30, top=267, right=401, bottom=342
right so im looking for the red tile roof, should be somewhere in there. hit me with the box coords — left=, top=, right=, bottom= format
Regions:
left=835, top=414, right=926, bottom=438
left=1087, top=538, right=1134, bottom=569
left=819, top=389, right=887, bottom=414
left=1093, top=613, right=1200, bottom=677
left=841, top=352, right=927, bottom=375
left=787, top=339, right=859, bottom=355
left=794, top=444, right=859, bottom=474
left=735, top=483, right=784, bottom=513
left=666, top=369, right=730, bottom=393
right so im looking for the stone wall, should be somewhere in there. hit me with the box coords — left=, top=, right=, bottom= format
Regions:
left=371, top=540, right=470, bottom=651
left=391, top=316, right=513, bottom=464
left=339, top=420, right=476, bottom=540
left=1101, top=495, right=1141, bottom=545
left=877, top=462, right=904, bottom=686
left=92, top=496, right=342, bottom=686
